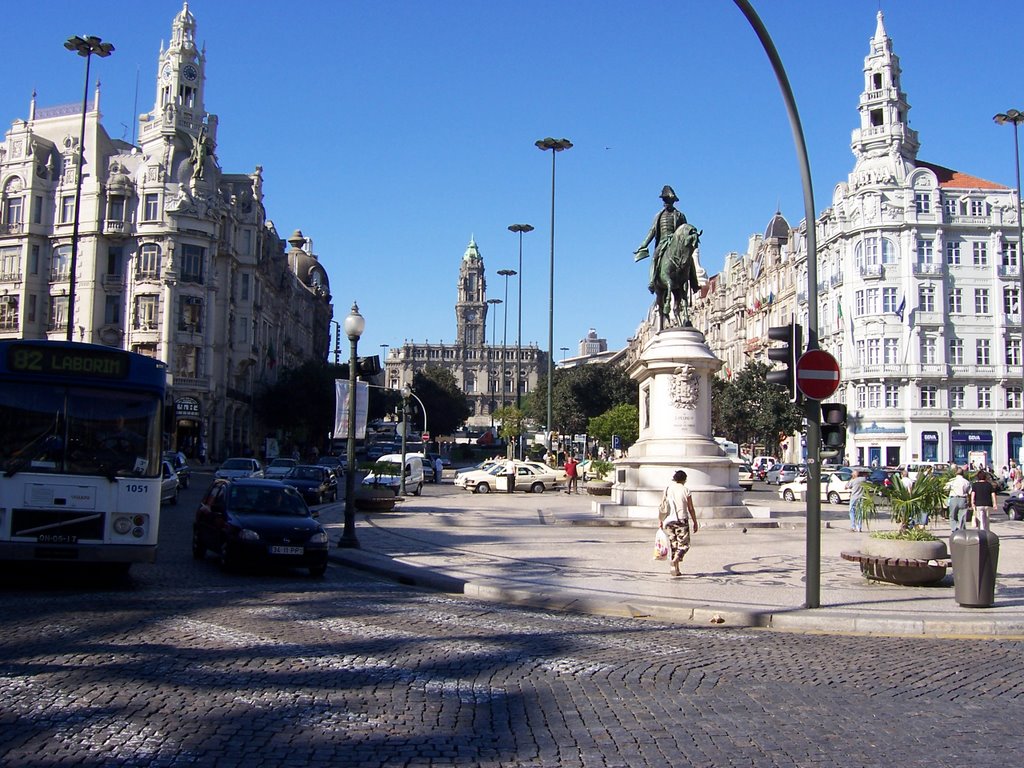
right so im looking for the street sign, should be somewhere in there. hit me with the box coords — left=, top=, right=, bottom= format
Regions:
left=421, top=431, right=430, bottom=442
left=795, top=350, right=841, bottom=400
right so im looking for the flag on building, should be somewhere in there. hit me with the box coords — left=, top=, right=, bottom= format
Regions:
left=895, top=296, right=906, bottom=322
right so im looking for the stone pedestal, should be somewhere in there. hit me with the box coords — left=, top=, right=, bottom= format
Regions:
left=592, top=326, right=751, bottom=521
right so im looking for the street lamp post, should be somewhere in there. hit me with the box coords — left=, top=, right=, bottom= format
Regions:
left=535, top=138, right=572, bottom=447
left=64, top=35, right=114, bottom=343
left=486, top=297, right=502, bottom=426
left=339, top=302, right=365, bottom=548
left=560, top=346, right=569, bottom=363
left=507, top=224, right=533, bottom=459
left=995, top=108, right=1024, bottom=462
left=399, top=384, right=410, bottom=496
left=497, top=269, right=517, bottom=410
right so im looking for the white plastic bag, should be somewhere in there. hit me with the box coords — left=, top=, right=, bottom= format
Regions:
left=654, top=527, right=670, bottom=560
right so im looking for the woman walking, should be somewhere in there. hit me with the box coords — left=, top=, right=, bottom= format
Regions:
left=659, top=469, right=700, bottom=576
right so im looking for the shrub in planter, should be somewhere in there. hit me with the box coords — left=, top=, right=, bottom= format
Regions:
left=585, top=459, right=615, bottom=496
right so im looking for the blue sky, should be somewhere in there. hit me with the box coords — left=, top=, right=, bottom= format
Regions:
left=3, top=1, right=1022, bottom=357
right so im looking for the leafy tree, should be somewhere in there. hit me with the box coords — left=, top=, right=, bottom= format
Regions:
left=493, top=405, right=525, bottom=445
left=410, top=366, right=471, bottom=438
left=588, top=403, right=639, bottom=449
left=524, top=364, right=636, bottom=436
left=711, top=361, right=802, bottom=455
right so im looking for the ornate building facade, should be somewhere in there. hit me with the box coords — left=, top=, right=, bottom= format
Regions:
left=0, top=4, right=333, bottom=460
left=692, top=12, right=1021, bottom=469
left=384, top=238, right=546, bottom=429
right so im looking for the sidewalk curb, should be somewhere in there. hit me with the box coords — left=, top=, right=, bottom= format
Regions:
left=329, top=548, right=1024, bottom=639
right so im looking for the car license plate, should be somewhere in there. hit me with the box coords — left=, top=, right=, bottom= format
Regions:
left=38, top=534, right=78, bottom=544
left=269, top=545, right=303, bottom=555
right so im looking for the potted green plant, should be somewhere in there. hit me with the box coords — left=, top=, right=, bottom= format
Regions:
left=854, top=471, right=952, bottom=585
left=354, top=460, right=400, bottom=511
left=585, top=459, right=615, bottom=496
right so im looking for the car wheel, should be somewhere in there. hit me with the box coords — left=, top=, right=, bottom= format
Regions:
left=828, top=491, right=842, bottom=505
left=783, top=489, right=795, bottom=501
left=309, top=564, right=327, bottom=578
left=531, top=482, right=545, bottom=493
left=475, top=483, right=491, bottom=494
left=191, top=530, right=205, bottom=560
left=414, top=483, right=422, bottom=496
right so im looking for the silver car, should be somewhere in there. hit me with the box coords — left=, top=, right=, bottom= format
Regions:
left=766, top=463, right=804, bottom=485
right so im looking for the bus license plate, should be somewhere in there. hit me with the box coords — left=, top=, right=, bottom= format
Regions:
left=269, top=545, right=303, bottom=556
left=37, top=534, right=78, bottom=544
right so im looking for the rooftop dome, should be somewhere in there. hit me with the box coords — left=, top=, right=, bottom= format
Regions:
left=764, top=211, right=790, bottom=240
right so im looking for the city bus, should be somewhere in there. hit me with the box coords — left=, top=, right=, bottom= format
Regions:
left=0, top=340, right=167, bottom=572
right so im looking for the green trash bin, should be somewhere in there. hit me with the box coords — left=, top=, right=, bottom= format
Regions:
left=950, top=528, right=999, bottom=608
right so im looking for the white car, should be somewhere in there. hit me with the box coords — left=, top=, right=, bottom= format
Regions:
left=264, top=457, right=298, bottom=478
left=214, top=457, right=264, bottom=479
left=455, top=461, right=559, bottom=494
left=160, top=459, right=180, bottom=505
left=778, top=471, right=852, bottom=504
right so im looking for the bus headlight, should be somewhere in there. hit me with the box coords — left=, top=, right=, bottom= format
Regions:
left=113, top=516, right=133, bottom=535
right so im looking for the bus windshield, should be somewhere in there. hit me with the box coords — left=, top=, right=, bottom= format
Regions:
left=0, top=382, right=162, bottom=478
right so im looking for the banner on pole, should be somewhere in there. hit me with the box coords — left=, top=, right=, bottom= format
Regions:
left=334, top=380, right=368, bottom=438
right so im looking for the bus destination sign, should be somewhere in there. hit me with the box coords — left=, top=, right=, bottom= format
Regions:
left=8, top=344, right=131, bottom=379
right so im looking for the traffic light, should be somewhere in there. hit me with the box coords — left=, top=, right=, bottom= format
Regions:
left=820, top=402, right=847, bottom=461
left=766, top=321, right=803, bottom=403
left=358, top=355, right=382, bottom=377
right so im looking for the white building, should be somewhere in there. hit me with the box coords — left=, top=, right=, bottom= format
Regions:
left=694, top=11, right=1021, bottom=470
left=0, top=4, right=333, bottom=460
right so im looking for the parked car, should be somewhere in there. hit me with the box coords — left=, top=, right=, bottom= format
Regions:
left=766, top=463, right=805, bottom=485
left=778, top=472, right=851, bottom=504
left=282, top=464, right=338, bottom=505
left=163, top=450, right=191, bottom=489
left=214, top=457, right=264, bottom=480
left=264, top=457, right=298, bottom=479
left=1003, top=490, right=1024, bottom=521
left=455, top=461, right=559, bottom=494
left=316, top=455, right=346, bottom=477
left=160, top=459, right=180, bottom=505
left=751, top=456, right=776, bottom=480
left=865, top=467, right=896, bottom=489
left=192, top=478, right=329, bottom=577
left=361, top=453, right=424, bottom=496
left=737, top=462, right=754, bottom=491
left=366, top=442, right=400, bottom=462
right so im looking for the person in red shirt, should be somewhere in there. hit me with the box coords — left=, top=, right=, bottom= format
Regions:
left=564, top=456, right=579, bottom=494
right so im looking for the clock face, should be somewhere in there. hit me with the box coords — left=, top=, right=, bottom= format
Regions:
left=182, top=64, right=198, bottom=82
left=161, top=63, right=172, bottom=82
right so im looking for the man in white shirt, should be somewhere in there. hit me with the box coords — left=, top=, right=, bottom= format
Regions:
left=945, top=467, right=971, bottom=532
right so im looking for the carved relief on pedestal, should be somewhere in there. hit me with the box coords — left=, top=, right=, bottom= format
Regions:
left=670, top=364, right=700, bottom=410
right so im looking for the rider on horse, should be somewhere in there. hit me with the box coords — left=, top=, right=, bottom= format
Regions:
left=634, top=185, right=705, bottom=327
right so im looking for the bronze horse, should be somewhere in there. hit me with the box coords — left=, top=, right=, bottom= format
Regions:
left=652, top=223, right=702, bottom=328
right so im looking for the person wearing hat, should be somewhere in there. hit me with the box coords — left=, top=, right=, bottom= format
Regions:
left=658, top=469, right=699, bottom=577
left=634, top=185, right=707, bottom=325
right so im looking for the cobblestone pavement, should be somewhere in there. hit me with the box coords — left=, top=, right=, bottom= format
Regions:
left=1, top=473, right=1023, bottom=767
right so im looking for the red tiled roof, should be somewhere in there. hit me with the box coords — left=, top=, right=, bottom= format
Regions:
left=916, top=160, right=1008, bottom=190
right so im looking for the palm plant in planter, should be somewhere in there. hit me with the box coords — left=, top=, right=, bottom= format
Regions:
left=856, top=471, right=952, bottom=585
left=585, top=459, right=615, bottom=496
left=354, top=460, right=400, bottom=511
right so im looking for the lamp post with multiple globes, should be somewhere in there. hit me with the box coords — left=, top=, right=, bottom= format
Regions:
left=339, top=302, right=365, bottom=549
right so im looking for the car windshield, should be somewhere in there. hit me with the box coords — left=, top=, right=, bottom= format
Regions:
left=222, top=459, right=252, bottom=470
left=228, top=485, right=307, bottom=516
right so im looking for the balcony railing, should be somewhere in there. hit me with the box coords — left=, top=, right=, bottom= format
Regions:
left=998, top=264, right=1021, bottom=278
left=912, top=262, right=943, bottom=276
left=859, top=264, right=884, bottom=279
left=830, top=273, right=844, bottom=287
left=0, top=222, right=24, bottom=235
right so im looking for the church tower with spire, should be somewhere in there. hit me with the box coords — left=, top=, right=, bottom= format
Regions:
left=849, top=11, right=920, bottom=189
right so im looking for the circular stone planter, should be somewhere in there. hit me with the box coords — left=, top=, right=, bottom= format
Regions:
left=585, top=480, right=613, bottom=496
left=353, top=487, right=398, bottom=512
left=859, top=536, right=949, bottom=586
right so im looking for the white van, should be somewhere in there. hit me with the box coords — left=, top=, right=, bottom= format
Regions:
left=361, top=453, right=424, bottom=496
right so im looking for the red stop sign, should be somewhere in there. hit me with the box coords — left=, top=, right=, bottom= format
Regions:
left=795, top=350, right=841, bottom=400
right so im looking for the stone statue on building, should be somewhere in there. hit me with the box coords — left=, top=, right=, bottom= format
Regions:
left=634, top=185, right=706, bottom=328
left=189, top=126, right=211, bottom=183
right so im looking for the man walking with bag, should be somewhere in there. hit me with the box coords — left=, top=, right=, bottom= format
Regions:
left=658, top=469, right=699, bottom=577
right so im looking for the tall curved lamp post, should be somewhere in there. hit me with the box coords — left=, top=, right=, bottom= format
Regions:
left=486, top=297, right=502, bottom=426
left=535, top=138, right=572, bottom=446
left=399, top=384, right=410, bottom=496
left=507, top=223, right=533, bottom=458
left=339, top=302, right=365, bottom=549
left=497, top=268, right=517, bottom=410
left=995, top=108, right=1024, bottom=457
left=64, top=35, right=114, bottom=342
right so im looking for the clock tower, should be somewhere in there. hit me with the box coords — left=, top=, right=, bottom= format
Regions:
left=456, top=238, right=487, bottom=348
